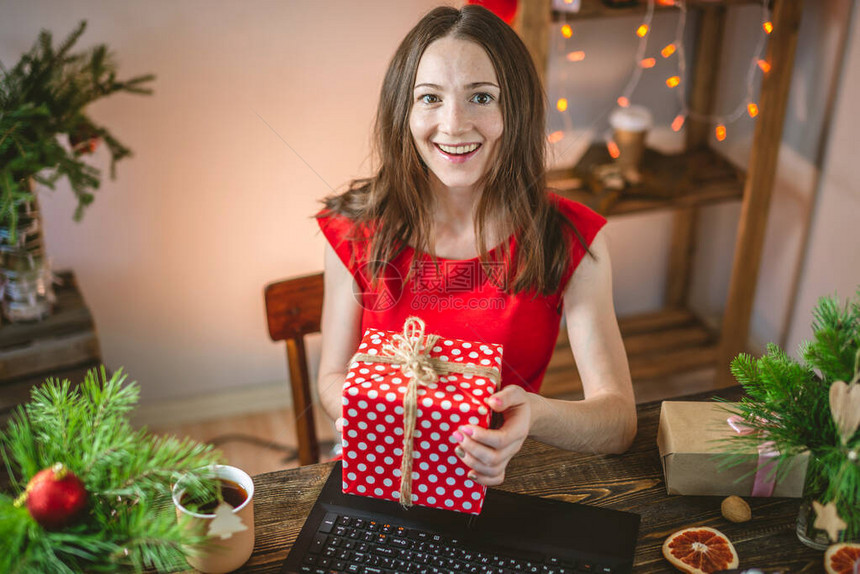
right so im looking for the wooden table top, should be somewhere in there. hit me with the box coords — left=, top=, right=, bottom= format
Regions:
left=233, top=387, right=825, bottom=573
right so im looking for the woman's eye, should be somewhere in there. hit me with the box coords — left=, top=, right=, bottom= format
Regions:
left=418, top=94, right=439, bottom=104
left=471, top=92, right=495, bottom=105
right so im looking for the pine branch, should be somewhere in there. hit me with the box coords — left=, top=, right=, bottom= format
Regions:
left=1, top=414, right=42, bottom=485
left=117, top=73, right=157, bottom=95
left=0, top=495, right=31, bottom=573
left=54, top=22, right=87, bottom=63
left=729, top=353, right=759, bottom=393
left=0, top=368, right=223, bottom=572
left=804, top=292, right=860, bottom=382
left=110, top=500, right=207, bottom=572
left=0, top=20, right=154, bottom=236
left=725, top=290, right=860, bottom=539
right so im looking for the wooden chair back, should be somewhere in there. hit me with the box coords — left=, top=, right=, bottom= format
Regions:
left=264, top=272, right=324, bottom=466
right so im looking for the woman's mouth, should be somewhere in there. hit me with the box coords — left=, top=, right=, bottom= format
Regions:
left=434, top=142, right=481, bottom=163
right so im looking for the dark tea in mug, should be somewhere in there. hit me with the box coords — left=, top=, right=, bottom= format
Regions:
left=180, top=478, right=248, bottom=514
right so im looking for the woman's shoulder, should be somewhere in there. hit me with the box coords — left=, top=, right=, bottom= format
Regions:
left=316, top=203, right=353, bottom=229
left=316, top=206, right=375, bottom=245
left=316, top=197, right=376, bottom=281
left=316, top=183, right=376, bottom=236
left=547, top=192, right=607, bottom=237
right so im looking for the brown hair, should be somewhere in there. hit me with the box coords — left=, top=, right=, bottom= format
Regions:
left=320, top=4, right=585, bottom=295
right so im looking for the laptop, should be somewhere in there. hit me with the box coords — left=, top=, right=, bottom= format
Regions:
left=281, top=462, right=639, bottom=573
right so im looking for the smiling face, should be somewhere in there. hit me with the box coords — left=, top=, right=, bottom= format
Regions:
left=409, top=36, right=503, bottom=198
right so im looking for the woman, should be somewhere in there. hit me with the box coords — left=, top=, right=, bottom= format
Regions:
left=316, top=5, right=636, bottom=487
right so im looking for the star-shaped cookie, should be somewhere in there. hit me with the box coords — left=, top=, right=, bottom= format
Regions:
left=813, top=500, right=847, bottom=542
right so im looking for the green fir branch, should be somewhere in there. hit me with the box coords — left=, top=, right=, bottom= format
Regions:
left=0, top=495, right=30, bottom=573
left=110, top=500, right=209, bottom=573
left=0, top=368, right=223, bottom=572
left=803, top=292, right=860, bottom=382
left=0, top=19, right=154, bottom=239
left=724, top=289, right=860, bottom=540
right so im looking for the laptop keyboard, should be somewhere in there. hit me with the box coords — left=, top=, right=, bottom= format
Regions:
left=296, top=511, right=617, bottom=574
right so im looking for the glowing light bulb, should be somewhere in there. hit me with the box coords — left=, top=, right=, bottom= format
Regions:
left=763, top=21, right=773, bottom=34
left=566, top=51, right=586, bottom=62
left=747, top=103, right=759, bottom=118
left=658, top=0, right=675, bottom=5
left=757, top=59, right=771, bottom=73
left=617, top=96, right=630, bottom=108
left=661, top=44, right=676, bottom=58
left=671, top=114, right=685, bottom=132
left=561, top=25, right=573, bottom=39
left=640, top=58, right=656, bottom=68
left=715, top=125, right=727, bottom=141
left=666, top=76, right=681, bottom=88
left=607, top=140, right=620, bottom=159
left=556, top=98, right=568, bottom=112
left=548, top=131, right=565, bottom=144
left=636, top=24, right=649, bottom=38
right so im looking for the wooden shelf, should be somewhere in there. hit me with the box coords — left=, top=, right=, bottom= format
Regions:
left=519, top=0, right=803, bottom=391
left=542, top=309, right=719, bottom=397
left=0, top=271, right=102, bottom=421
left=543, top=144, right=743, bottom=397
left=550, top=0, right=761, bottom=22
left=549, top=144, right=745, bottom=216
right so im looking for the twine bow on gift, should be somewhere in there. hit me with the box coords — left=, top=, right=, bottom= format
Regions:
left=350, top=317, right=501, bottom=508
left=383, top=318, right=441, bottom=390
left=727, top=415, right=778, bottom=497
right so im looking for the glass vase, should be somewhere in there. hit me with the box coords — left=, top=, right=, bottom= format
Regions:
left=796, top=497, right=834, bottom=551
left=0, top=185, right=56, bottom=322
left=795, top=457, right=860, bottom=550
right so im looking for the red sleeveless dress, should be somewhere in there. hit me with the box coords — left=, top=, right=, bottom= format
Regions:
left=317, top=193, right=606, bottom=393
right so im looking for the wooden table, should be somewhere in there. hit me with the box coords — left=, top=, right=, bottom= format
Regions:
left=235, top=387, right=825, bottom=573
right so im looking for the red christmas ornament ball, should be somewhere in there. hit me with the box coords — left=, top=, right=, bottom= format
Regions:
left=466, top=0, right=519, bottom=25
left=69, top=129, right=100, bottom=155
left=25, top=463, right=88, bottom=529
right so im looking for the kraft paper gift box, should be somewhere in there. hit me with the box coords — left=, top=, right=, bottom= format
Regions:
left=656, top=401, right=809, bottom=497
left=341, top=317, right=502, bottom=514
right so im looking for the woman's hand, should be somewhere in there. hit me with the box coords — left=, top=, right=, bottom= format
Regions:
left=452, top=385, right=532, bottom=486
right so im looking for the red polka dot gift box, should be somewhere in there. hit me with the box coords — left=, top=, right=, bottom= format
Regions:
left=341, top=317, right=502, bottom=514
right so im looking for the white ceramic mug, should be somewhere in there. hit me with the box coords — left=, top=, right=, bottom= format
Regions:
left=172, top=465, right=255, bottom=574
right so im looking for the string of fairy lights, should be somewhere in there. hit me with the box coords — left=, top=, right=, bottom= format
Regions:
left=547, top=0, right=774, bottom=155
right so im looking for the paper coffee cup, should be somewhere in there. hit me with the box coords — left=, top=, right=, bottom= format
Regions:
left=608, top=105, right=653, bottom=174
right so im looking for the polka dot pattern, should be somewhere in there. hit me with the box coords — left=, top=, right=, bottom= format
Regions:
left=340, top=326, right=500, bottom=514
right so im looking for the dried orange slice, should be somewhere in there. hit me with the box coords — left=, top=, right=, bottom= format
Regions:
left=662, top=526, right=739, bottom=573
left=825, top=543, right=860, bottom=574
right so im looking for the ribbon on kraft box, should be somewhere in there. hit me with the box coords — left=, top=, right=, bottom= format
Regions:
left=726, top=415, right=779, bottom=497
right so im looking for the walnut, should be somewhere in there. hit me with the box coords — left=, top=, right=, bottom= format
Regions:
left=721, top=495, right=752, bottom=523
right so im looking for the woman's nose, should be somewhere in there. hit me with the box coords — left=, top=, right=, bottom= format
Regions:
left=440, top=101, right=470, bottom=135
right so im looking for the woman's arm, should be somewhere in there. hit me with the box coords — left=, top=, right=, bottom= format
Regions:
left=317, top=242, right=363, bottom=423
left=528, top=229, right=637, bottom=451
left=454, top=230, right=637, bottom=484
